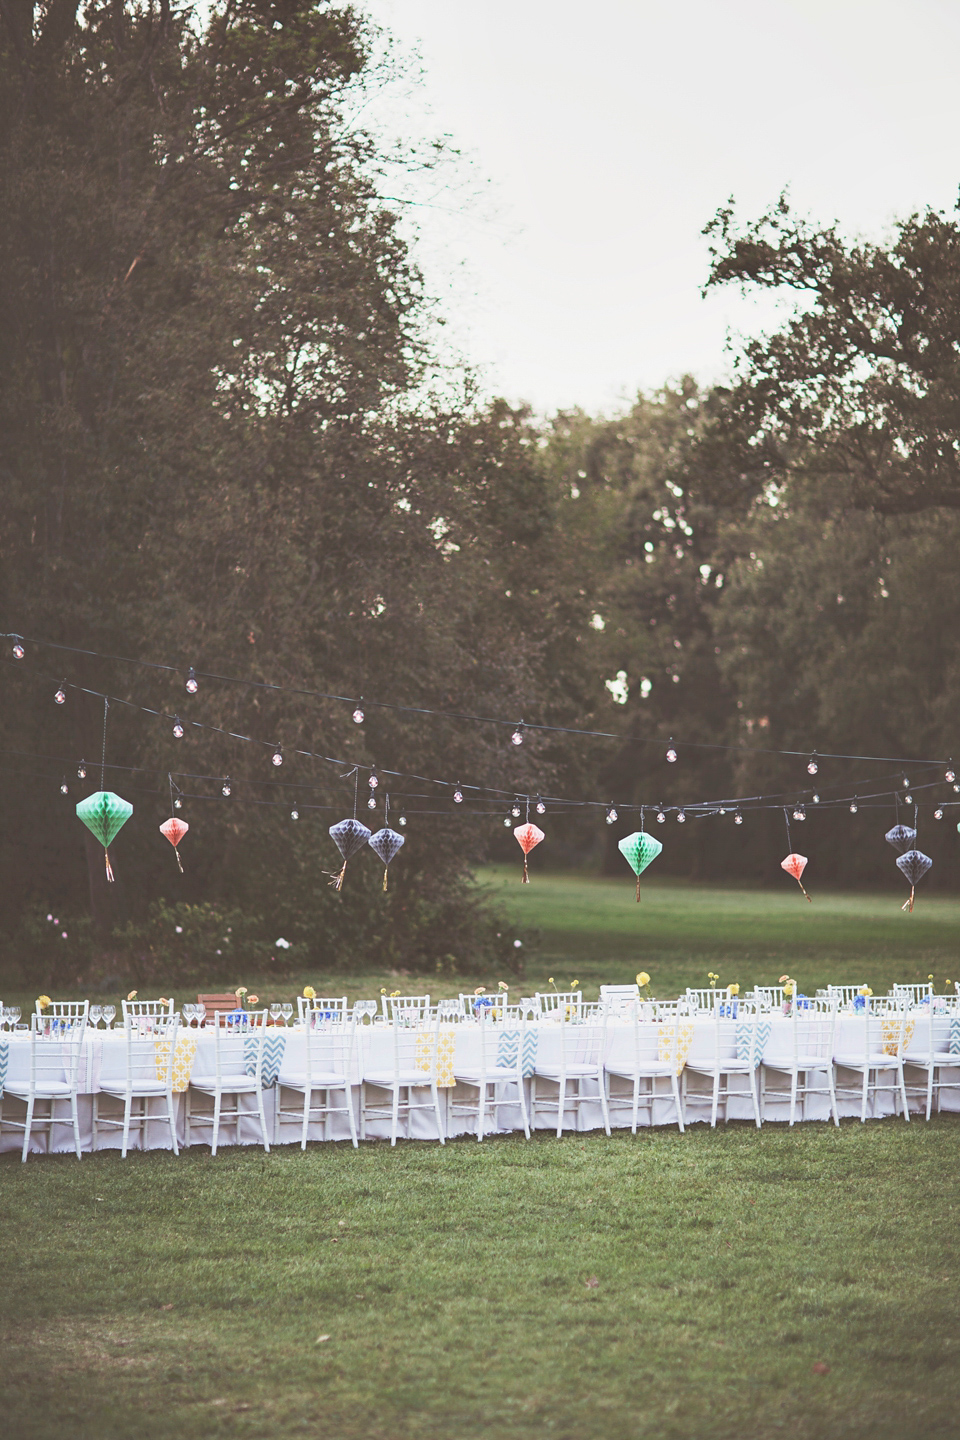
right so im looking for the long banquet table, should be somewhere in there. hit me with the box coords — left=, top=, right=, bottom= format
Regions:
left=1, top=1013, right=957, bottom=1155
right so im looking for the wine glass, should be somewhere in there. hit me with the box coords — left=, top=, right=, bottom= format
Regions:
left=270, top=1002, right=283, bottom=1026
left=89, top=1004, right=103, bottom=1029
left=9, top=1005, right=21, bottom=1029
left=102, top=1004, right=116, bottom=1030
left=281, top=1002, right=293, bottom=1027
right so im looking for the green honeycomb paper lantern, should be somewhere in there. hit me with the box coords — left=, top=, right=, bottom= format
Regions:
left=76, top=790, right=133, bottom=882
left=618, top=830, right=663, bottom=902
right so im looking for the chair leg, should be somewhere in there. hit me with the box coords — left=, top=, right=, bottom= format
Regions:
left=926, top=1065, right=934, bottom=1122
left=710, top=1071, right=721, bottom=1129
left=432, top=1082, right=445, bottom=1144
left=21, top=1096, right=35, bottom=1162
left=789, top=1068, right=798, bottom=1126
left=301, top=1087, right=310, bottom=1151
left=168, top=1089, right=179, bottom=1157
left=212, top=1092, right=222, bottom=1157
left=530, top=1075, right=537, bottom=1129
left=750, top=1067, right=762, bottom=1129
left=71, top=1094, right=82, bottom=1158
left=121, top=1093, right=133, bottom=1159
left=671, top=1071, right=684, bottom=1133
left=898, top=1063, right=910, bottom=1122
left=477, top=1082, right=485, bottom=1141
left=360, top=1082, right=367, bottom=1141
left=257, top=1085, right=270, bottom=1153
left=346, top=1084, right=358, bottom=1149
left=555, top=1076, right=566, bottom=1138
left=860, top=1067, right=869, bottom=1123
left=828, top=1066, right=839, bottom=1128
left=92, top=1093, right=99, bottom=1152
left=184, top=1088, right=191, bottom=1148
left=390, top=1083, right=400, bottom=1147
left=630, top=1073, right=640, bottom=1135
left=598, top=1070, right=611, bottom=1137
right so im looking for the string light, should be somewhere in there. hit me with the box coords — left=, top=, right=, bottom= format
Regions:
left=271, top=746, right=283, bottom=766
left=291, top=805, right=299, bottom=820
left=54, top=682, right=66, bottom=705
left=657, top=808, right=666, bottom=823
left=934, top=808, right=944, bottom=820
left=849, top=797, right=858, bottom=813
left=606, top=806, right=618, bottom=824
left=185, top=667, right=198, bottom=694
left=221, top=777, right=232, bottom=796
left=367, top=795, right=377, bottom=810
left=904, top=792, right=913, bottom=805
left=172, top=715, right=184, bottom=739
left=954, top=783, right=960, bottom=794
left=368, top=771, right=379, bottom=789
left=511, top=724, right=524, bottom=746
left=511, top=803, right=522, bottom=818
left=353, top=702, right=364, bottom=724
left=946, top=762, right=956, bottom=783
left=453, top=787, right=463, bottom=804
left=503, top=815, right=512, bottom=827
left=665, top=738, right=677, bottom=763
left=793, top=806, right=804, bottom=820
left=536, top=798, right=546, bottom=814
left=60, top=777, right=68, bottom=794
left=734, top=811, right=743, bottom=825
left=174, top=796, right=182, bottom=809
left=812, top=793, right=820, bottom=804
left=677, top=809, right=686, bottom=823
left=77, top=761, right=86, bottom=779
left=902, top=776, right=910, bottom=789
left=398, top=814, right=406, bottom=827
left=11, top=638, right=24, bottom=659
left=807, top=752, right=819, bottom=775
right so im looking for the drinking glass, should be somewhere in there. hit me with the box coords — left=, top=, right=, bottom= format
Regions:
left=10, top=1005, right=21, bottom=1029
left=270, top=1003, right=283, bottom=1026
left=281, top=1002, right=293, bottom=1027
left=102, top=1004, right=116, bottom=1029
left=1, top=1007, right=9, bottom=1030
left=89, top=1004, right=103, bottom=1028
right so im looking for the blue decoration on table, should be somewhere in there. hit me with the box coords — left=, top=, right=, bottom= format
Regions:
left=853, top=995, right=866, bottom=1012
left=497, top=1028, right=538, bottom=1077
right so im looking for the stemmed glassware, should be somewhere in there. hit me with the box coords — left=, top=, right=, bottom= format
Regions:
left=10, top=1005, right=21, bottom=1029
left=355, top=999, right=378, bottom=1024
left=102, top=1004, right=116, bottom=1030
left=89, top=1004, right=103, bottom=1028
left=270, top=1002, right=283, bottom=1026
left=281, top=1002, right=293, bottom=1027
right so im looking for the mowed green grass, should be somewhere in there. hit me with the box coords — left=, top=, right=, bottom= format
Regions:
left=2, top=873, right=959, bottom=1439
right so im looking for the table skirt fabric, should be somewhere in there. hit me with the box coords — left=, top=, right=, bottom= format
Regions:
left=1, top=1016, right=957, bottom=1155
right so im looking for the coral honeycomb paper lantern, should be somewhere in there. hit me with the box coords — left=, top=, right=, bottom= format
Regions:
left=781, top=852, right=812, bottom=902
left=513, top=822, right=544, bottom=883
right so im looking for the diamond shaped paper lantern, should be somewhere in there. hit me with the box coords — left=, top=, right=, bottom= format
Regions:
left=513, top=822, right=544, bottom=883
left=885, top=824, right=916, bottom=854
left=896, top=848, right=932, bottom=911
left=328, top=818, right=372, bottom=890
left=76, top=791, right=133, bottom=882
left=368, top=827, right=405, bottom=891
left=781, top=851, right=811, bottom=901
left=618, top=831, right=663, bottom=901
left=159, top=816, right=189, bottom=873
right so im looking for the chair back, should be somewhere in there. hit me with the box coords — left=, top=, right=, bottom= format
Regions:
left=28, top=1008, right=88, bottom=1088
left=301, top=1009, right=357, bottom=1084
left=122, top=999, right=175, bottom=1021
left=34, top=1000, right=89, bottom=1022
left=890, top=983, right=933, bottom=1006
left=472, top=1005, right=524, bottom=1084
left=787, top=995, right=838, bottom=1061
left=381, top=1003, right=443, bottom=1082
left=298, top=996, right=349, bottom=1028
left=753, top=986, right=785, bottom=1010
left=599, top=984, right=640, bottom=1018
left=198, top=993, right=243, bottom=1024
left=552, top=999, right=602, bottom=1067
left=210, top=1010, right=268, bottom=1080
left=123, top=1011, right=180, bottom=1090
left=685, top=988, right=726, bottom=1012
left=536, top=991, right=582, bottom=1020
left=818, top=985, right=868, bottom=1006
left=382, top=992, right=430, bottom=1021
left=459, top=992, right=508, bottom=1021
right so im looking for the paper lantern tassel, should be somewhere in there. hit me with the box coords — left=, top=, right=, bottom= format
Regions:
left=618, top=831, right=663, bottom=901
left=513, top=822, right=544, bottom=883
left=781, top=852, right=811, bottom=902
left=76, top=791, right=133, bottom=884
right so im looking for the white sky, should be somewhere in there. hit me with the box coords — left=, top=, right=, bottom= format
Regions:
left=361, top=0, right=960, bottom=416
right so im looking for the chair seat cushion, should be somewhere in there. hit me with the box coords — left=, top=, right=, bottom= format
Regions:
left=605, top=1062, right=674, bottom=1079
left=278, top=1071, right=350, bottom=1089
left=764, top=1056, right=834, bottom=1071
left=684, top=1061, right=755, bottom=1075
left=189, top=1075, right=259, bottom=1092
left=834, top=1053, right=902, bottom=1069
left=363, top=1070, right=434, bottom=1087
left=4, top=1081, right=73, bottom=1097
left=454, top=1067, right=519, bottom=1082
left=535, top=1063, right=600, bottom=1078
left=99, top=1080, right=171, bottom=1097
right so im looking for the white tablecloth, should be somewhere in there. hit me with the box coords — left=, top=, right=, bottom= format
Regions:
left=1, top=1015, right=956, bottom=1154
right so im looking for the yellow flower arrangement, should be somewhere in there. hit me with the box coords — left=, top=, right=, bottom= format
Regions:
left=727, top=983, right=740, bottom=998
left=234, top=986, right=247, bottom=998
left=37, top=994, right=51, bottom=1011
left=247, top=994, right=259, bottom=1006
left=571, top=979, right=580, bottom=989
left=778, top=974, right=790, bottom=985
left=858, top=986, right=873, bottom=997
left=303, top=986, right=317, bottom=1000
left=127, top=989, right=137, bottom=1001
left=636, top=971, right=651, bottom=989
left=783, top=981, right=795, bottom=998
left=498, top=981, right=509, bottom=992
left=474, top=986, right=486, bottom=995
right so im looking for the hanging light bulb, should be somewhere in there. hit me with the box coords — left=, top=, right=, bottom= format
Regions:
left=398, top=814, right=407, bottom=827
left=953, top=783, right=960, bottom=793
left=536, top=798, right=546, bottom=814
left=904, top=792, right=913, bottom=805
left=11, top=638, right=24, bottom=659
left=503, top=815, right=512, bottom=827
left=793, top=807, right=803, bottom=820
left=185, top=666, right=198, bottom=695
left=946, top=761, right=956, bottom=784
left=54, top=682, right=66, bottom=705
left=368, top=771, right=379, bottom=789
left=902, top=776, right=910, bottom=790
left=734, top=811, right=743, bottom=825
left=172, top=715, right=184, bottom=739
left=806, top=753, right=819, bottom=775
left=657, top=809, right=666, bottom=823
left=665, top=738, right=677, bottom=763
left=353, top=702, right=364, bottom=724
left=718, top=807, right=727, bottom=815
left=60, top=778, right=69, bottom=795
left=798, top=806, right=806, bottom=820
left=606, top=806, right=618, bottom=824
left=453, top=787, right=463, bottom=804
left=511, top=803, right=521, bottom=818
left=174, top=796, right=182, bottom=810
left=77, top=761, right=87, bottom=779
left=221, top=777, right=232, bottom=796
left=812, top=793, right=820, bottom=804
left=367, top=795, right=377, bottom=810
left=291, top=805, right=299, bottom=820
left=677, top=809, right=686, bottom=823
left=849, top=798, right=858, bottom=814
left=934, top=807, right=944, bottom=820
left=511, top=724, right=525, bottom=746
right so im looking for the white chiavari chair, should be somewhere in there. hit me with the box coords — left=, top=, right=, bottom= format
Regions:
left=685, top=988, right=726, bottom=1012
left=817, top=986, right=869, bottom=1007
left=833, top=997, right=910, bottom=1123
left=751, top=987, right=785, bottom=1011
left=451, top=1004, right=530, bottom=1140
left=296, top=996, right=349, bottom=1026
left=531, top=1002, right=608, bottom=1137
left=890, top=983, right=933, bottom=1006
left=94, top=1010, right=180, bottom=1157
left=122, top=999, right=175, bottom=1022
left=760, top=996, right=839, bottom=1126
left=459, top=992, right=509, bottom=1021
left=903, top=996, right=960, bottom=1120
left=536, top=990, right=583, bottom=1021
left=682, top=1000, right=762, bottom=1129
left=2, top=1005, right=88, bottom=1160
left=185, top=1010, right=270, bottom=1155
left=603, top=998, right=685, bottom=1133
left=276, top=1003, right=358, bottom=1148
left=360, top=998, right=445, bottom=1145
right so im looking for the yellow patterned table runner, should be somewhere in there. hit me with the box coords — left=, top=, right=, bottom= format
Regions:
left=415, top=1026, right=457, bottom=1087
left=155, top=1032, right=199, bottom=1092
left=658, top=1022, right=695, bottom=1075
left=880, top=1016, right=915, bottom=1057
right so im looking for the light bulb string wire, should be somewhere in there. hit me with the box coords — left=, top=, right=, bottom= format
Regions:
left=4, top=657, right=954, bottom=818
left=3, top=630, right=954, bottom=769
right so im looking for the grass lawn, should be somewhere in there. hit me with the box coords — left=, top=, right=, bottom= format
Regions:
left=2, top=871, right=959, bottom=1438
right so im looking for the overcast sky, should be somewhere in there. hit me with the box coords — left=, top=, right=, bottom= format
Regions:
left=361, top=0, right=960, bottom=416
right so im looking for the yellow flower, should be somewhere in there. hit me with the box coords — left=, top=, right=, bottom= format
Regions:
left=784, top=982, right=795, bottom=997
left=380, top=987, right=387, bottom=995
left=37, top=994, right=51, bottom=1010
left=927, top=974, right=934, bottom=981
left=727, top=983, right=740, bottom=997
left=127, top=990, right=137, bottom=1002
left=548, top=977, right=554, bottom=984
left=158, top=997, right=170, bottom=1006
left=303, top=986, right=317, bottom=1000
left=571, top=979, right=579, bottom=989
left=637, top=972, right=650, bottom=988
left=390, top=989, right=401, bottom=997
left=858, top=986, right=873, bottom=997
